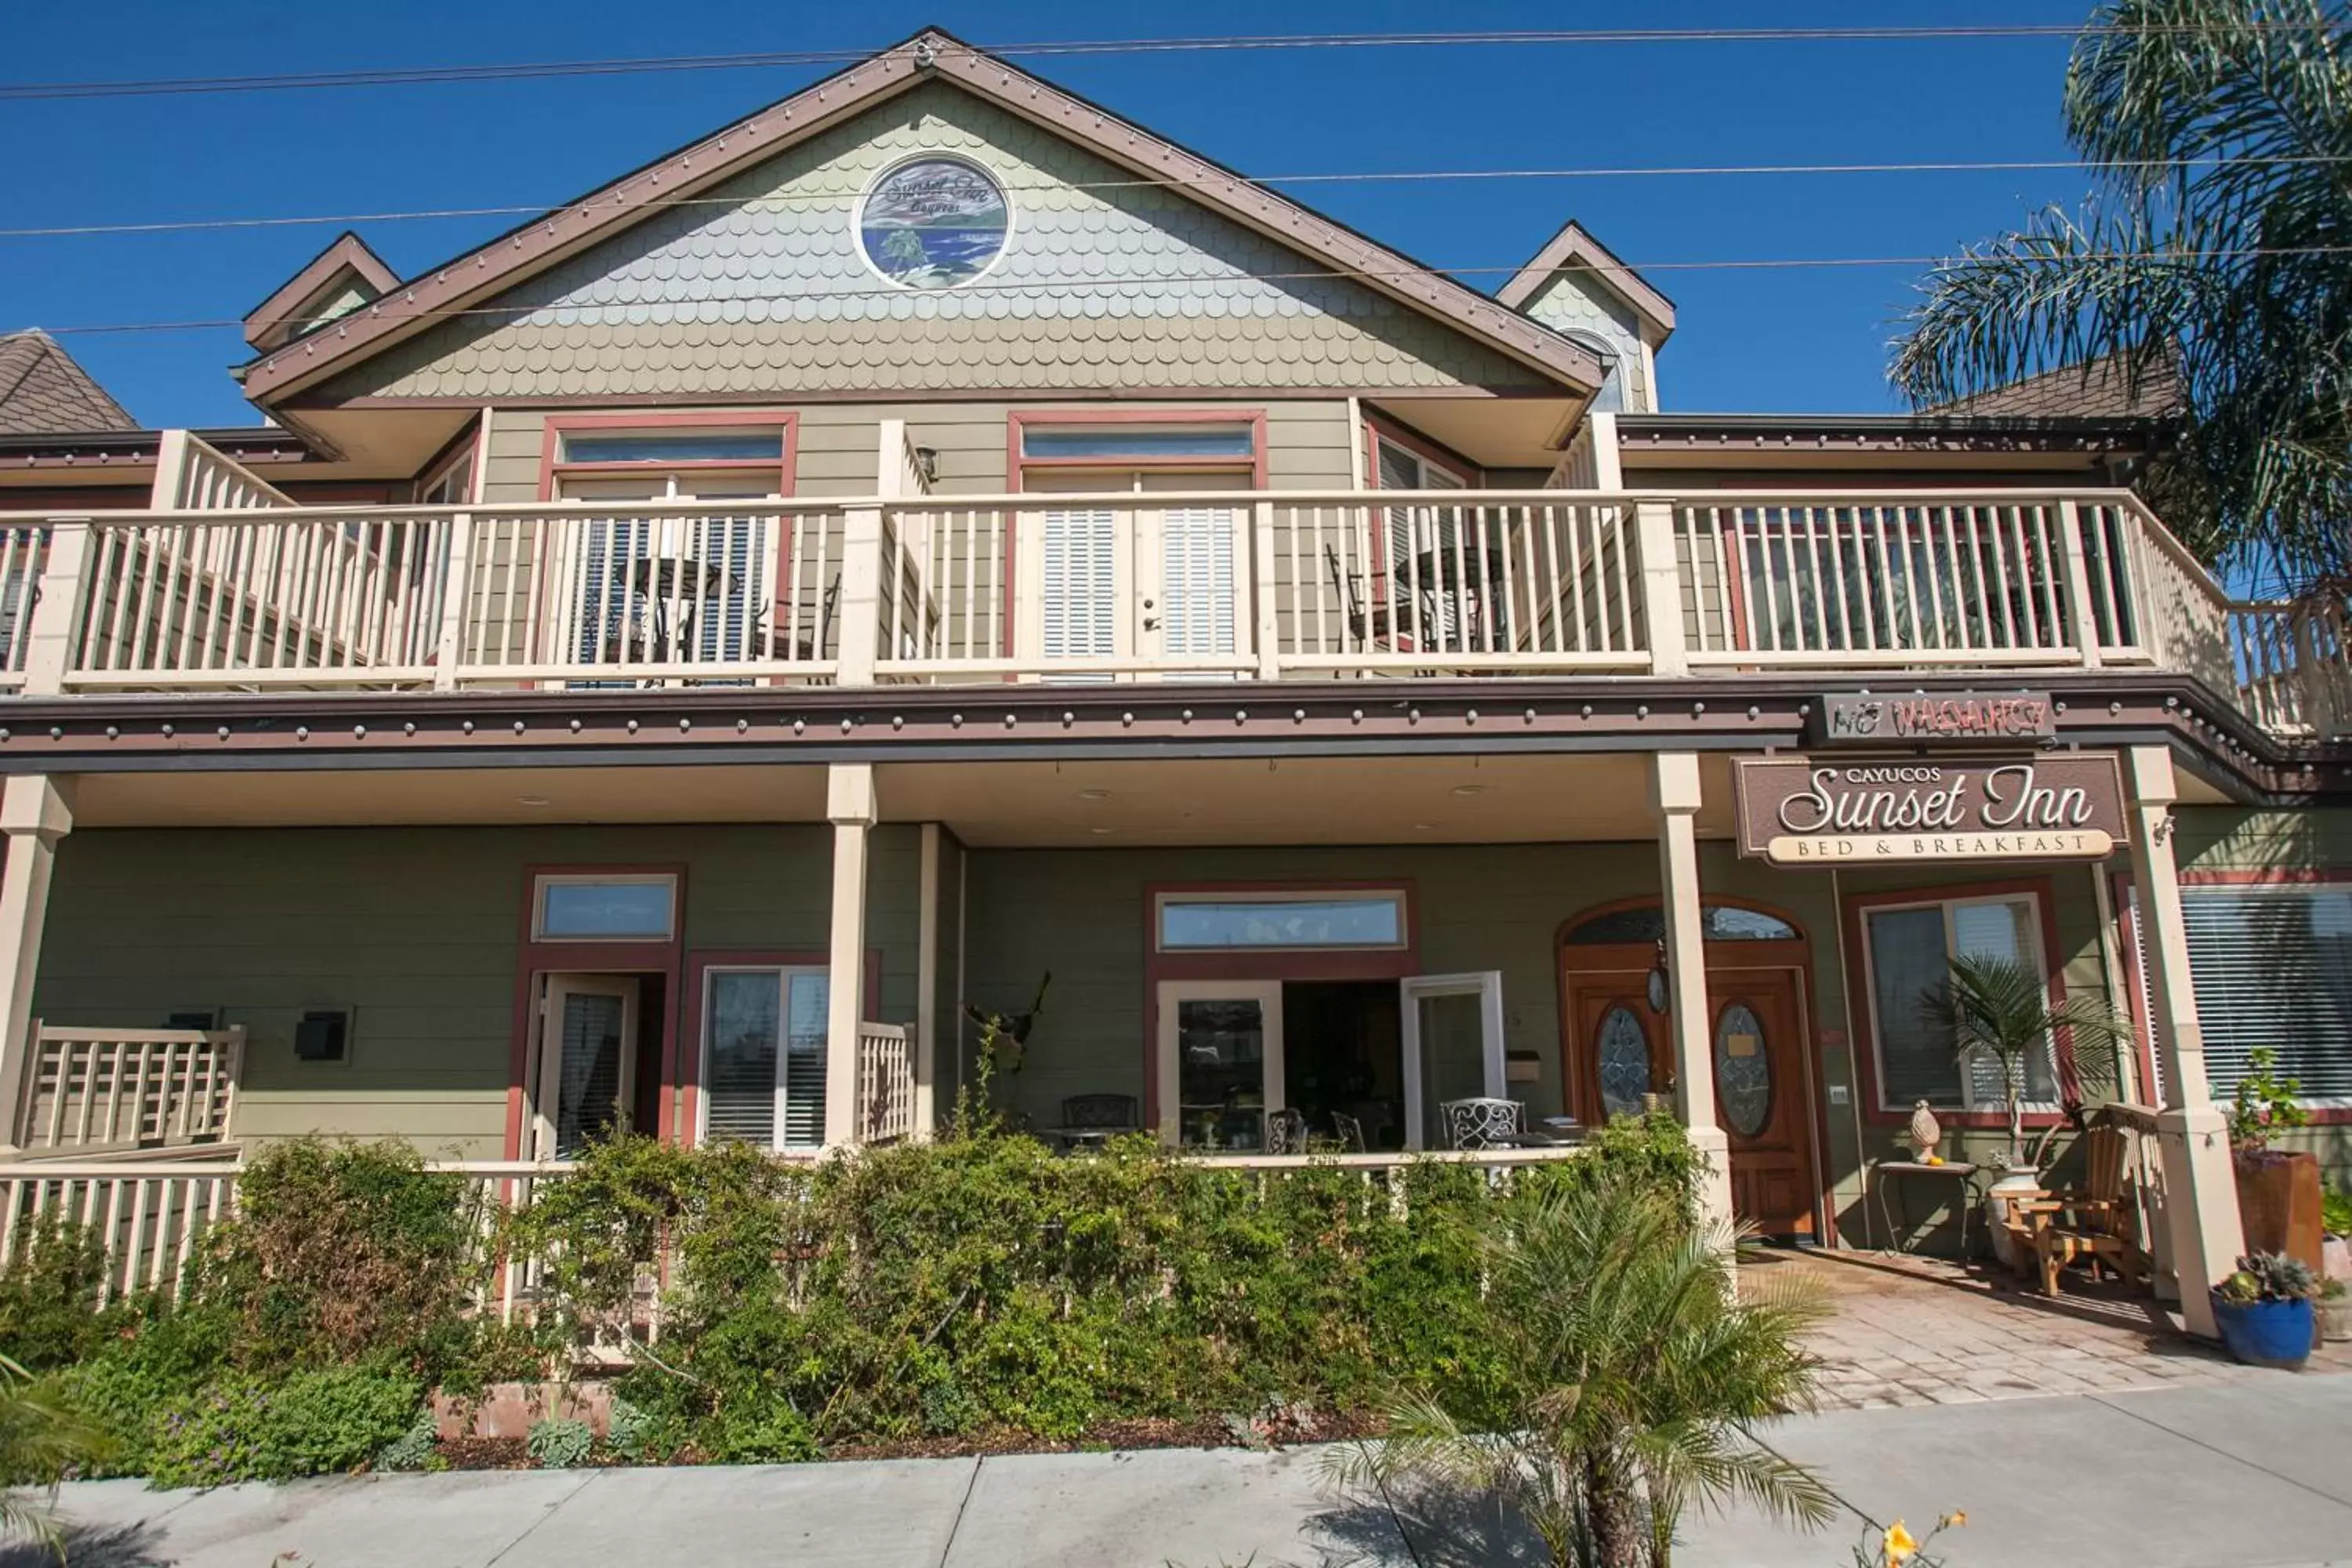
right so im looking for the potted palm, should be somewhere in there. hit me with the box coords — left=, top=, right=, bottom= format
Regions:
left=1924, top=954, right=2126, bottom=1269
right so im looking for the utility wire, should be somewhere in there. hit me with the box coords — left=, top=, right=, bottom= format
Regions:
left=36, top=245, right=2352, bottom=339
left=0, top=22, right=2330, bottom=103
left=5, top=155, right=2346, bottom=241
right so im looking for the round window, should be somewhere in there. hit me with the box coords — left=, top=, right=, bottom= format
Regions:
left=859, top=156, right=1010, bottom=289
left=1596, top=1005, right=1652, bottom=1120
left=1714, top=1003, right=1772, bottom=1138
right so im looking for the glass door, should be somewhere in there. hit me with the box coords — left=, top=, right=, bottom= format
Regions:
left=1156, top=979, right=1285, bottom=1149
left=531, top=974, right=641, bottom=1160
left=1399, top=971, right=1506, bottom=1150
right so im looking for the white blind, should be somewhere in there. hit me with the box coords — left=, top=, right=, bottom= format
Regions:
left=554, top=990, right=625, bottom=1157
left=2175, top=884, right=2352, bottom=1101
left=1041, top=506, right=1117, bottom=667
left=703, top=968, right=829, bottom=1150
left=2122, top=889, right=2169, bottom=1105
left=781, top=971, right=829, bottom=1150
left=1160, top=507, right=1236, bottom=661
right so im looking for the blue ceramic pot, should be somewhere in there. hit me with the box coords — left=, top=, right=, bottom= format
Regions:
left=2211, top=1293, right=2314, bottom=1369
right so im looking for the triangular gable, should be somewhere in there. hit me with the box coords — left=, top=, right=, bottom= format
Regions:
left=246, top=29, right=1602, bottom=404
left=242, top=232, right=401, bottom=353
left=1497, top=220, right=1675, bottom=341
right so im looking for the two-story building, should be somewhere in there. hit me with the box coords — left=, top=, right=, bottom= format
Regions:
left=1, top=29, right=2339, bottom=1334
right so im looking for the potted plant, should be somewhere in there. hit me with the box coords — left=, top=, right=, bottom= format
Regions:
left=1925, top=955, right=2127, bottom=1269
left=2228, top=1049, right=2325, bottom=1271
left=2212, top=1252, right=2321, bottom=1369
left=2319, top=1277, right=2350, bottom=1345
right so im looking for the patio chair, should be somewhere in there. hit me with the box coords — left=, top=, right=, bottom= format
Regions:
left=1264, top=1107, right=1310, bottom=1155
left=760, top=572, right=841, bottom=662
left=1441, top=1097, right=1526, bottom=1152
left=2002, top=1123, right=2147, bottom=1296
left=1329, top=1111, right=1367, bottom=1153
left=1323, top=545, right=1393, bottom=648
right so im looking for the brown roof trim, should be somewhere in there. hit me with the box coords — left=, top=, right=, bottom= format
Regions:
left=239, top=29, right=1606, bottom=403
left=1614, top=411, right=2161, bottom=455
left=241, top=232, right=401, bottom=351
left=1495, top=220, right=1676, bottom=337
left=0, top=426, right=316, bottom=472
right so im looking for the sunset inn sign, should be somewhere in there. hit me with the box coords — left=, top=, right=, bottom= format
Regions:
left=1733, top=754, right=2127, bottom=866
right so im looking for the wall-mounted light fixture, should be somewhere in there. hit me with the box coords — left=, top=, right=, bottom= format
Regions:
left=913, top=445, right=941, bottom=485
left=1645, top=938, right=1671, bottom=1015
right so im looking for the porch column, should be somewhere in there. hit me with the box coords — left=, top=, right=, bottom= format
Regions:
left=825, top=763, right=876, bottom=1150
left=1650, top=752, right=1734, bottom=1234
left=2125, top=745, right=2241, bottom=1335
left=0, top=776, right=73, bottom=1149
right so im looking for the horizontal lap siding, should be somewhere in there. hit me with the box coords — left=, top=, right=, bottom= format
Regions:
left=34, top=822, right=917, bottom=1157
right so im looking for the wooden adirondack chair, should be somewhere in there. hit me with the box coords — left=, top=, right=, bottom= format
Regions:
left=2003, top=1123, right=2147, bottom=1296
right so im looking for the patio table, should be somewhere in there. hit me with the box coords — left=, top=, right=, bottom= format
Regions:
left=1870, top=1158, right=1984, bottom=1257
left=1038, top=1125, right=1135, bottom=1152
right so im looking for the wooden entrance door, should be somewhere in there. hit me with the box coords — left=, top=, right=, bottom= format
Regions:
left=1563, top=946, right=1819, bottom=1238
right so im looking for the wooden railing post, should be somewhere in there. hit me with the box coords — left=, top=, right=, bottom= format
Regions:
left=1634, top=499, right=1687, bottom=676
left=431, top=510, right=475, bottom=691
left=1252, top=499, right=1280, bottom=681
left=825, top=764, right=876, bottom=1149
left=2057, top=498, right=2107, bottom=669
left=837, top=507, right=883, bottom=688
left=19, top=520, right=90, bottom=698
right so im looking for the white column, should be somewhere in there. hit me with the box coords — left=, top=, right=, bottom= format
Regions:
left=0, top=775, right=73, bottom=1148
left=2126, top=745, right=2241, bottom=1334
left=914, top=821, right=941, bottom=1138
left=824, top=764, right=877, bottom=1150
left=1650, top=752, right=1733, bottom=1234
left=1634, top=500, right=1689, bottom=677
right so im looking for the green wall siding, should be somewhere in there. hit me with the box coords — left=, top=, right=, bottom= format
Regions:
left=35, top=822, right=919, bottom=1157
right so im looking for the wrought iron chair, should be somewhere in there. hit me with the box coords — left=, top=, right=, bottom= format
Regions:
left=1329, top=1112, right=1367, bottom=1153
left=760, top=572, right=841, bottom=662
left=1323, top=545, right=1393, bottom=648
left=1441, top=1097, right=1526, bottom=1152
left=1060, top=1094, right=1139, bottom=1133
left=1264, top=1107, right=1310, bottom=1155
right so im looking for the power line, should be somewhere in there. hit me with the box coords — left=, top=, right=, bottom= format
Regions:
left=6, top=155, right=2345, bottom=241
left=36, top=245, right=2352, bottom=339
left=0, top=22, right=2324, bottom=103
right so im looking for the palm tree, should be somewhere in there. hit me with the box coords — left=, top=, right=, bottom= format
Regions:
left=0, top=1352, right=109, bottom=1561
left=1325, top=1169, right=1835, bottom=1567
left=1926, top=954, right=2130, bottom=1173
left=1889, top=0, right=2352, bottom=593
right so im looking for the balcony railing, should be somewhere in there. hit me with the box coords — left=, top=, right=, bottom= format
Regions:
left=0, top=480, right=2339, bottom=736
left=856, top=1022, right=915, bottom=1145
left=13, top=1025, right=244, bottom=1154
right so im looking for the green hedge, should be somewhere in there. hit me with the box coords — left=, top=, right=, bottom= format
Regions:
left=0, top=1115, right=1697, bottom=1480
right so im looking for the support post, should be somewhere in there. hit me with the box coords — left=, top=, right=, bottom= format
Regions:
left=2125, top=745, right=2241, bottom=1334
left=1252, top=499, right=1280, bottom=681
left=431, top=511, right=475, bottom=691
left=20, top=520, right=91, bottom=698
left=0, top=776, right=72, bottom=1149
left=837, top=507, right=883, bottom=687
left=915, top=821, right=940, bottom=1138
left=2057, top=498, right=2107, bottom=669
left=149, top=430, right=192, bottom=510
left=1650, top=752, right=1733, bottom=1235
left=824, top=764, right=877, bottom=1150
left=1634, top=499, right=1689, bottom=677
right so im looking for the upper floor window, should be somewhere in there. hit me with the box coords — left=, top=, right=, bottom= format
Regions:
left=1372, top=432, right=1470, bottom=492
left=1861, top=891, right=2056, bottom=1111
left=1563, top=331, right=1627, bottom=414
left=560, top=430, right=786, bottom=466
left=533, top=873, right=678, bottom=942
left=1018, top=424, right=1257, bottom=465
left=1156, top=890, right=1406, bottom=952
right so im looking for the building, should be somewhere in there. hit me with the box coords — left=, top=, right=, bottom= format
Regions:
left=0, top=29, right=2337, bottom=1334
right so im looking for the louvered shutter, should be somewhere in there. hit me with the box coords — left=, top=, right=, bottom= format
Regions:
left=1160, top=506, right=1236, bottom=668
left=1041, top=506, right=1118, bottom=678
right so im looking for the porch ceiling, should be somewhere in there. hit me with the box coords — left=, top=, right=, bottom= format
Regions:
left=71, top=764, right=831, bottom=828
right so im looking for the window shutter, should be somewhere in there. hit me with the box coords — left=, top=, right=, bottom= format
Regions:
left=1041, top=506, right=1118, bottom=679
left=1160, top=506, right=1236, bottom=662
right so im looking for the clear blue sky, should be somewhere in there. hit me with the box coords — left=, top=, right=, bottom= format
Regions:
left=2, top=2, right=2103, bottom=430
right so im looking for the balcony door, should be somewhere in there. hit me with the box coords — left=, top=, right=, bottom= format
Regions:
left=1156, top=978, right=1286, bottom=1150
left=1020, top=469, right=1250, bottom=678
left=529, top=974, right=641, bottom=1160
left=1399, top=971, right=1507, bottom=1151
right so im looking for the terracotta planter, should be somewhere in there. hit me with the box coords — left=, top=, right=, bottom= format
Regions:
left=2234, top=1150, right=2325, bottom=1272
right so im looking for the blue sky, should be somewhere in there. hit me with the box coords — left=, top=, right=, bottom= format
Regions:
left=2, top=2, right=2103, bottom=429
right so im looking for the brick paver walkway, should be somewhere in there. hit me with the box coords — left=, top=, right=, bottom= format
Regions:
left=1757, top=1249, right=2352, bottom=1410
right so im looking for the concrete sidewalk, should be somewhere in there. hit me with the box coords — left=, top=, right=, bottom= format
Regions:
left=12, top=1375, right=2349, bottom=1568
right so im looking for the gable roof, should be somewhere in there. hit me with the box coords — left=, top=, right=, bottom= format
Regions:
left=1496, top=220, right=1675, bottom=340
left=0, top=330, right=137, bottom=435
left=1929, top=350, right=2186, bottom=421
left=240, top=28, right=1604, bottom=404
left=242, top=232, right=401, bottom=352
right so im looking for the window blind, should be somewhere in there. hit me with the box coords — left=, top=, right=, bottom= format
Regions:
left=2175, top=884, right=2352, bottom=1101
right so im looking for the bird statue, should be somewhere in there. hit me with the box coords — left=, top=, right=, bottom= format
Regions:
left=1907, top=1098, right=1944, bottom=1164
left=963, top=971, right=1051, bottom=1076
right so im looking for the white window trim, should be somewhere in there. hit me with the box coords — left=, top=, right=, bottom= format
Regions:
left=1858, top=891, right=2059, bottom=1113
left=1152, top=888, right=1410, bottom=953
left=532, top=873, right=680, bottom=943
left=697, top=963, right=830, bottom=1153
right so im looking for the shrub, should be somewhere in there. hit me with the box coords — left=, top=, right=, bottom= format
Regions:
left=524, top=1415, right=593, bottom=1470
left=2323, top=1184, right=2352, bottom=1239
left=604, top=1394, right=659, bottom=1464
left=147, top=1368, right=421, bottom=1488
left=373, top=1410, right=440, bottom=1472
left=0, top=1221, right=136, bottom=1370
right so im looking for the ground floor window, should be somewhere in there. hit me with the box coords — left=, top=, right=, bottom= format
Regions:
left=701, top=966, right=830, bottom=1151
left=1861, top=891, right=2056, bottom=1110
left=2168, top=881, right=2352, bottom=1103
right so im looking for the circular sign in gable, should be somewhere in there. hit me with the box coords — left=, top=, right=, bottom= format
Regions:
left=858, top=157, right=1010, bottom=289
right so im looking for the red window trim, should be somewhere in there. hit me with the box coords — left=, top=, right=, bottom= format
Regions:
left=506, top=862, right=688, bottom=1158
left=415, top=412, right=484, bottom=503
left=1839, top=875, right=2074, bottom=1129
left=536, top=410, right=800, bottom=501
left=2112, top=866, right=2352, bottom=1126
left=1138, top=878, right=1421, bottom=1132
left=1361, top=411, right=1481, bottom=493
left=677, top=948, right=884, bottom=1149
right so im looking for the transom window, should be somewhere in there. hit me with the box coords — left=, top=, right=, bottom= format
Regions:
left=558, top=430, right=786, bottom=466
left=1156, top=891, right=1406, bottom=952
left=1861, top=892, right=2056, bottom=1111
left=533, top=874, right=678, bottom=942
left=1565, top=904, right=1800, bottom=946
left=1020, top=425, right=1254, bottom=463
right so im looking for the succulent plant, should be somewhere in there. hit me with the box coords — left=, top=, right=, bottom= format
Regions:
left=2220, top=1251, right=2320, bottom=1303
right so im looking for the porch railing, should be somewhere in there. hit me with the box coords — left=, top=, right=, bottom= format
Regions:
left=856, top=1022, right=915, bottom=1145
left=2, top=480, right=2336, bottom=737
left=13, top=1025, right=245, bottom=1153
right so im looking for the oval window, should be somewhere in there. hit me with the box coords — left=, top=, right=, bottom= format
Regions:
left=1596, top=1006, right=1652, bottom=1120
left=1714, top=1003, right=1772, bottom=1138
left=859, top=157, right=1010, bottom=289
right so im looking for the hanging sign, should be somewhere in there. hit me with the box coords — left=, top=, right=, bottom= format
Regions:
left=1733, top=753, right=2125, bottom=865
left=1814, top=692, right=2056, bottom=746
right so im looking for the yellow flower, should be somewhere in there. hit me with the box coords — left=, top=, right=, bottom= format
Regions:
left=1884, top=1520, right=1921, bottom=1565
left=1943, top=1511, right=1967, bottom=1529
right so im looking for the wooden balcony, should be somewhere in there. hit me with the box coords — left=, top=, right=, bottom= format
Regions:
left=0, top=444, right=2337, bottom=738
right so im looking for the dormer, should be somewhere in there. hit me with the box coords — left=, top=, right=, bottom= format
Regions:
left=240, top=232, right=400, bottom=354
left=1499, top=222, right=1677, bottom=413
